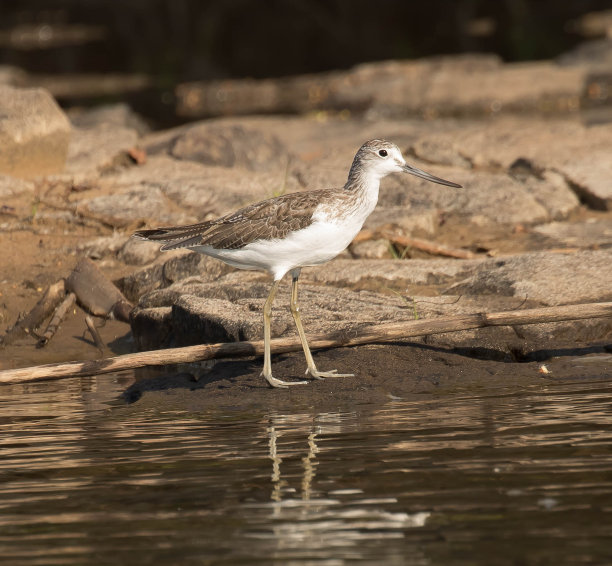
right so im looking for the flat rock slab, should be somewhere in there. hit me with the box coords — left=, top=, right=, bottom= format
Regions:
left=445, top=250, right=612, bottom=306
left=0, top=85, right=71, bottom=178
left=120, top=243, right=612, bottom=309
left=313, top=250, right=612, bottom=306
left=130, top=275, right=524, bottom=352
left=118, top=251, right=482, bottom=304
left=533, top=220, right=612, bottom=247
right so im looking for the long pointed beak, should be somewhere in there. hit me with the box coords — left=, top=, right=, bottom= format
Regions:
left=402, top=164, right=462, bottom=188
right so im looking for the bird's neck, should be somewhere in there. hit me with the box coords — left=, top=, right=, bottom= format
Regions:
left=344, top=165, right=382, bottom=192
left=343, top=168, right=382, bottom=215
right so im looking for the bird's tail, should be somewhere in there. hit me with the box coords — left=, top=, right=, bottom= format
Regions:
left=133, top=222, right=213, bottom=251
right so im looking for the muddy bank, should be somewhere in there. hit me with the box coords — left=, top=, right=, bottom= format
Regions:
left=122, top=341, right=612, bottom=412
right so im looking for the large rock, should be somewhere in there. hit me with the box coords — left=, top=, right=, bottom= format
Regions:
left=65, top=123, right=139, bottom=177
left=96, top=154, right=303, bottom=220
left=130, top=275, right=522, bottom=351
left=125, top=245, right=612, bottom=353
left=445, top=250, right=612, bottom=306
left=78, top=186, right=190, bottom=227
left=170, top=123, right=289, bottom=171
left=0, top=85, right=71, bottom=178
left=409, top=118, right=612, bottom=210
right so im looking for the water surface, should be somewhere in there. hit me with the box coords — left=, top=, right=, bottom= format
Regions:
left=1, top=372, right=612, bottom=565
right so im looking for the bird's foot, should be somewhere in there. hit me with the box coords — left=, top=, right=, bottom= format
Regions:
left=263, top=372, right=309, bottom=389
left=306, top=368, right=355, bottom=380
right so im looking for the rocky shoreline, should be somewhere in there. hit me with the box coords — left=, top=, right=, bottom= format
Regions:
left=1, top=50, right=612, bottom=381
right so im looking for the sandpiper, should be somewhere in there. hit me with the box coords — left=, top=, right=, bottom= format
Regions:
left=133, top=139, right=461, bottom=388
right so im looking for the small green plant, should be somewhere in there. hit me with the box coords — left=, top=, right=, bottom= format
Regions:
left=386, top=287, right=419, bottom=319
left=387, top=241, right=410, bottom=260
left=272, top=156, right=292, bottom=198
left=29, top=197, right=40, bottom=221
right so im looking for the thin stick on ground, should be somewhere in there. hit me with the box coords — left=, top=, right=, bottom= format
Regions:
left=352, top=227, right=476, bottom=259
left=378, top=228, right=476, bottom=260
left=1, top=301, right=611, bottom=386
left=37, top=292, right=76, bottom=348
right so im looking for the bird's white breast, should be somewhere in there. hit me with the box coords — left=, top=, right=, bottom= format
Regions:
left=193, top=215, right=364, bottom=281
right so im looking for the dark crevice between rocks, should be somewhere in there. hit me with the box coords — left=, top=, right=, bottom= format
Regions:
left=561, top=172, right=610, bottom=211
left=508, top=157, right=545, bottom=181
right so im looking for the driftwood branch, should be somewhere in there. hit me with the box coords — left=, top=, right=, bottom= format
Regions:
left=1, top=301, right=611, bottom=385
left=0, top=280, right=66, bottom=347
left=36, top=292, right=76, bottom=348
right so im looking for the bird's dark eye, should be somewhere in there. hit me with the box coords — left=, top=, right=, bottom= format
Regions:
left=378, top=149, right=388, bottom=157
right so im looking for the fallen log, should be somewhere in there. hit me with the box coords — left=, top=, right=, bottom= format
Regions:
left=66, top=257, right=132, bottom=322
left=1, top=301, right=611, bottom=386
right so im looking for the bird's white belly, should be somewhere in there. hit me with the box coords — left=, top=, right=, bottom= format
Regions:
left=192, top=219, right=361, bottom=280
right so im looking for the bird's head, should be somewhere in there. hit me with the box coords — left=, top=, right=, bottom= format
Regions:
left=352, top=139, right=461, bottom=188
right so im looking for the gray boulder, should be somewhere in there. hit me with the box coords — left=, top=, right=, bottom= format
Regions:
left=171, top=123, right=289, bottom=171
left=0, top=85, right=71, bottom=178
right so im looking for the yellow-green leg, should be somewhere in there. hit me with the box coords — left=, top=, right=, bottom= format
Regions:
left=290, top=271, right=354, bottom=380
left=262, top=279, right=308, bottom=388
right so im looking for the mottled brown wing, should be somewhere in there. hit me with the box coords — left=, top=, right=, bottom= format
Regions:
left=133, top=189, right=335, bottom=251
